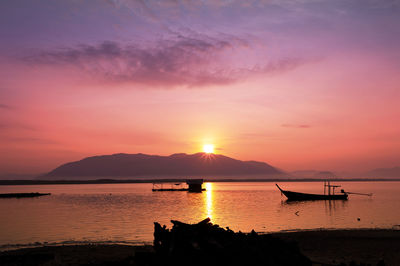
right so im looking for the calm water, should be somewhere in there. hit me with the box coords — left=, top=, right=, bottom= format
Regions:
left=1, top=181, right=400, bottom=249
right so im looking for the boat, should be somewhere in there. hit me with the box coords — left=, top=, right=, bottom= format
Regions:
left=276, top=182, right=348, bottom=201
left=152, top=179, right=206, bottom=192
left=0, top=192, right=51, bottom=198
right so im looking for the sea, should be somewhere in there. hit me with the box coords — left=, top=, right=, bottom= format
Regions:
left=1, top=181, right=400, bottom=250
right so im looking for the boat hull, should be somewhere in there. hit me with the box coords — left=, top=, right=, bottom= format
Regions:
left=276, top=184, right=348, bottom=201
left=0, top=192, right=51, bottom=198
left=281, top=190, right=348, bottom=201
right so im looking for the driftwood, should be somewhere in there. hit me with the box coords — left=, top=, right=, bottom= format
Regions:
left=153, top=218, right=311, bottom=266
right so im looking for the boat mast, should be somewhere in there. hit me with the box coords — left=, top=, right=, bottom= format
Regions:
left=328, top=181, right=330, bottom=196
left=324, top=180, right=341, bottom=196
left=324, top=180, right=331, bottom=195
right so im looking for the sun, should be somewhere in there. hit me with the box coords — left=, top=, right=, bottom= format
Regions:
left=203, top=144, right=215, bottom=154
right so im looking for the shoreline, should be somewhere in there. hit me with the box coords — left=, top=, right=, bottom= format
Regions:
left=1, top=229, right=399, bottom=265
left=3, top=227, right=399, bottom=252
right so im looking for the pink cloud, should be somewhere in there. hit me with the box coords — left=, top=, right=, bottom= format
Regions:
left=22, top=34, right=310, bottom=88
left=281, top=124, right=311, bottom=128
left=0, top=103, right=13, bottom=109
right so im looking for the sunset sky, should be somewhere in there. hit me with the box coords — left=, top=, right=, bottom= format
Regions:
left=1, top=0, right=399, bottom=176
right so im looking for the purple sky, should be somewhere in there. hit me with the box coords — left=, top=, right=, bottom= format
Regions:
left=1, top=0, right=400, bottom=175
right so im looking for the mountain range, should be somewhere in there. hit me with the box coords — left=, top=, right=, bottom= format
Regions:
left=289, top=170, right=337, bottom=179
left=41, top=153, right=283, bottom=180
left=364, top=167, right=400, bottom=178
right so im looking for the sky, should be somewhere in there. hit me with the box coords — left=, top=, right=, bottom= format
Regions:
left=0, top=0, right=399, bottom=176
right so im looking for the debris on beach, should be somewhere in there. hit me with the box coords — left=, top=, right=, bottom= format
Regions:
left=153, top=218, right=311, bottom=266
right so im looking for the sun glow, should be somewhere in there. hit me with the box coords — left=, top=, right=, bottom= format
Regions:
left=203, top=144, right=214, bottom=154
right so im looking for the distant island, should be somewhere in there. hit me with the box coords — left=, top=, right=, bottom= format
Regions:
left=365, top=167, right=400, bottom=178
left=290, top=170, right=337, bottom=179
left=40, top=153, right=283, bottom=180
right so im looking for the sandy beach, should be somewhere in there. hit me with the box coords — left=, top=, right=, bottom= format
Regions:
left=1, top=229, right=399, bottom=265
left=271, top=229, right=400, bottom=265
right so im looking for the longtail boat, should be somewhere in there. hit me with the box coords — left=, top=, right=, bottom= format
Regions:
left=0, top=192, right=51, bottom=198
left=276, top=181, right=348, bottom=201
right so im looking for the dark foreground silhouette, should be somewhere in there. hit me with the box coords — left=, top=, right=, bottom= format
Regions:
left=152, top=218, right=311, bottom=266
left=0, top=219, right=394, bottom=266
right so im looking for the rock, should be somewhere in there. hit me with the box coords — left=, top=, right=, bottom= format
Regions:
left=153, top=218, right=311, bottom=266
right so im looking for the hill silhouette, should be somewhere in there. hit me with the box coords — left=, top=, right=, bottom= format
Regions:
left=41, top=153, right=282, bottom=179
left=365, top=166, right=400, bottom=178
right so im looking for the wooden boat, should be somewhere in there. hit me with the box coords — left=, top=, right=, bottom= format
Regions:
left=276, top=182, right=348, bottom=201
left=0, top=192, right=51, bottom=198
left=152, top=179, right=206, bottom=192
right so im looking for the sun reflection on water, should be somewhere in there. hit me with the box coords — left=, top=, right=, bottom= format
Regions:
left=205, top=183, right=213, bottom=220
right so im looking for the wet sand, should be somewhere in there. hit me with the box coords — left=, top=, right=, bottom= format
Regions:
left=0, top=244, right=153, bottom=265
left=1, top=229, right=399, bottom=265
left=271, top=229, right=400, bottom=265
